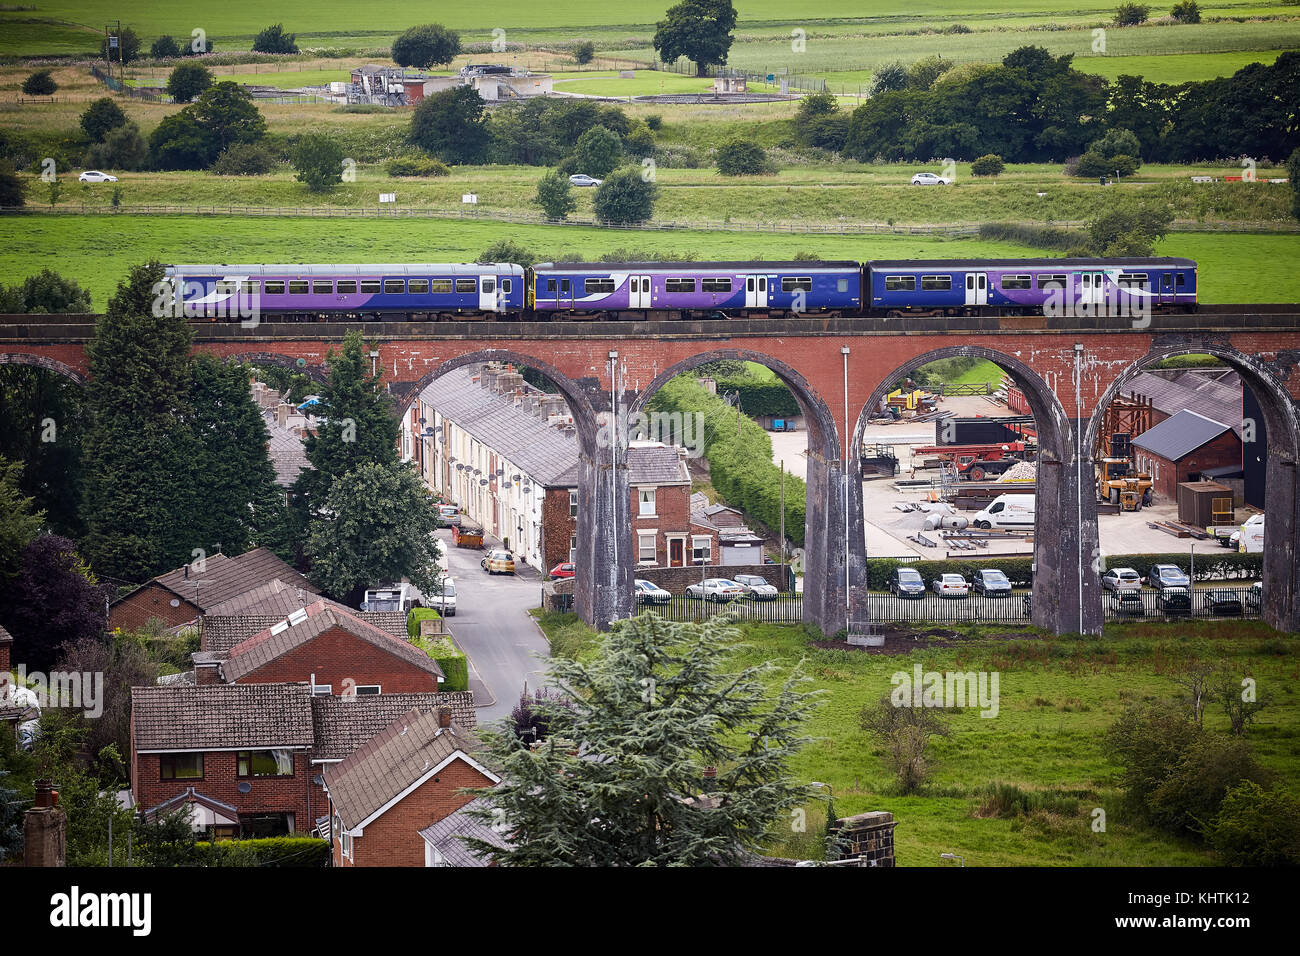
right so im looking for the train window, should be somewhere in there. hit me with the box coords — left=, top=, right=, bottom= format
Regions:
left=585, top=278, right=615, bottom=294
left=665, top=278, right=696, bottom=293
left=1117, top=273, right=1147, bottom=288
left=1162, top=272, right=1173, bottom=286
left=288, top=280, right=309, bottom=295
left=216, top=280, right=239, bottom=296
left=244, top=280, right=260, bottom=295
left=336, top=280, right=357, bottom=294
left=921, top=275, right=951, bottom=291
left=360, top=279, right=381, bottom=294
left=430, top=279, right=453, bottom=294
left=884, top=276, right=916, bottom=291
left=383, top=279, right=405, bottom=294
left=408, top=278, right=429, bottom=294
left=837, top=279, right=848, bottom=292
left=702, top=278, right=731, bottom=293
left=503, top=279, right=512, bottom=294
left=545, top=279, right=556, bottom=292
left=560, top=279, right=571, bottom=294
left=264, top=281, right=285, bottom=295
left=482, top=278, right=495, bottom=294
left=312, top=280, right=333, bottom=295
left=781, top=277, right=813, bottom=292
left=1037, top=274, right=1067, bottom=290
left=455, top=279, right=476, bottom=293
left=1176, top=273, right=1186, bottom=287
left=1001, top=275, right=1032, bottom=290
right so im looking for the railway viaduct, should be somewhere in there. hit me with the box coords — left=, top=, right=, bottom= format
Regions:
left=3, top=309, right=1299, bottom=637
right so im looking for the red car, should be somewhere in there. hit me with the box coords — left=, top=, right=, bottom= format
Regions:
left=549, top=563, right=575, bottom=579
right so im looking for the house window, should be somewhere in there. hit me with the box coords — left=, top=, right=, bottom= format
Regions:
left=692, top=536, right=712, bottom=565
left=354, top=685, right=381, bottom=696
left=159, top=753, right=204, bottom=780
left=569, top=491, right=578, bottom=517
left=236, top=749, right=294, bottom=778
left=569, top=534, right=577, bottom=564
left=240, top=813, right=293, bottom=839
left=311, top=684, right=332, bottom=696
left=638, top=488, right=656, bottom=516
left=638, top=532, right=657, bottom=564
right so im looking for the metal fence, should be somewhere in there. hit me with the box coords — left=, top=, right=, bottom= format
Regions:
left=651, top=58, right=827, bottom=93
left=641, top=593, right=805, bottom=623
left=863, top=587, right=1261, bottom=624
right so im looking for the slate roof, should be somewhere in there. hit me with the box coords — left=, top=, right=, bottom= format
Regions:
left=418, top=796, right=510, bottom=866
left=221, top=600, right=443, bottom=683
left=555, top=443, right=688, bottom=487
left=202, top=581, right=407, bottom=654
left=264, top=414, right=310, bottom=488
left=324, top=707, right=491, bottom=830
left=131, top=683, right=315, bottom=751
left=1124, top=370, right=1243, bottom=439
left=311, top=691, right=477, bottom=761
left=119, top=548, right=319, bottom=614
left=0, top=623, right=11, bottom=645
left=1132, top=410, right=1236, bottom=462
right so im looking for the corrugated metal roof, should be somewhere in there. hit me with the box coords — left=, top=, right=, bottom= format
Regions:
left=1132, top=410, right=1234, bottom=462
left=1123, top=370, right=1242, bottom=438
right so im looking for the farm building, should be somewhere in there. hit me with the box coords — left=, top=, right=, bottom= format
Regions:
left=1131, top=410, right=1244, bottom=503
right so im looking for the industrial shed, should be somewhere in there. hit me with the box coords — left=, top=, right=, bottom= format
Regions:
left=1132, top=410, right=1243, bottom=502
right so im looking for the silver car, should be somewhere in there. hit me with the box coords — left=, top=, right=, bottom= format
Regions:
left=1102, top=567, right=1142, bottom=592
left=732, top=573, right=778, bottom=600
left=568, top=174, right=603, bottom=187
left=634, top=579, right=671, bottom=605
left=685, top=578, right=745, bottom=602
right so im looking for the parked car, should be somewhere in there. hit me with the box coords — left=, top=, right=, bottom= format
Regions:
left=480, top=550, right=515, bottom=574
left=888, top=567, right=927, bottom=599
left=685, top=578, right=745, bottom=602
left=434, top=576, right=456, bottom=616
left=1156, top=586, right=1191, bottom=615
left=1246, top=581, right=1262, bottom=611
left=568, top=174, right=603, bottom=187
left=437, top=504, right=462, bottom=527
left=1147, top=564, right=1190, bottom=591
left=78, top=170, right=117, bottom=183
left=549, top=562, right=575, bottom=579
left=1203, top=589, right=1243, bottom=615
left=932, top=573, right=970, bottom=598
left=910, top=172, right=951, bottom=186
left=732, top=573, right=778, bottom=600
left=361, top=582, right=423, bottom=612
left=634, top=579, right=671, bottom=605
left=1108, top=589, right=1145, bottom=616
left=972, top=568, right=1012, bottom=597
left=1102, top=567, right=1142, bottom=592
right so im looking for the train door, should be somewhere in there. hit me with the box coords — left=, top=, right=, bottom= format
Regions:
left=479, top=275, right=499, bottom=312
left=964, top=272, right=987, bottom=306
left=1160, top=270, right=1174, bottom=306
left=629, top=275, right=652, bottom=310
left=1079, top=271, right=1104, bottom=310
left=744, top=275, right=768, bottom=309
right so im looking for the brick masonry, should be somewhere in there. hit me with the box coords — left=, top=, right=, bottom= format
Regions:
left=108, top=583, right=200, bottom=633
left=223, top=625, right=441, bottom=695
left=6, top=319, right=1300, bottom=635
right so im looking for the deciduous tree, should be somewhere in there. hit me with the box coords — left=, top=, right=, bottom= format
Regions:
left=592, top=167, right=657, bottom=224
left=391, top=24, right=461, bottom=70
left=166, top=62, right=212, bottom=103
left=409, top=85, right=489, bottom=165
left=653, top=0, right=737, bottom=76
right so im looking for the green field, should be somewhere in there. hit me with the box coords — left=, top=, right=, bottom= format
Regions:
left=1072, top=48, right=1288, bottom=83
left=0, top=214, right=1293, bottom=307
left=535, top=614, right=1299, bottom=866
left=551, top=71, right=715, bottom=96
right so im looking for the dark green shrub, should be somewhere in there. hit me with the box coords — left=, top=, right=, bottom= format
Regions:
left=385, top=154, right=450, bottom=177
left=592, top=167, right=657, bottom=224
left=22, top=70, right=56, bottom=96
left=715, top=138, right=771, bottom=176
left=970, top=153, right=1005, bottom=177
left=253, top=23, right=298, bottom=55
left=1115, top=2, right=1151, bottom=24
left=1209, top=781, right=1300, bottom=865
left=197, top=836, right=330, bottom=866
left=1171, top=0, right=1201, bottom=22
left=574, top=40, right=596, bottom=64
left=211, top=142, right=279, bottom=175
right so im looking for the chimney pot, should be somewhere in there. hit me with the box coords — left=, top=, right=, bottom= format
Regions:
left=436, top=705, right=453, bottom=729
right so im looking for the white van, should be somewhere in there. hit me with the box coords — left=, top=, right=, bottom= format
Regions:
left=361, top=582, right=423, bottom=612
left=972, top=493, right=1035, bottom=530
left=1231, top=514, right=1264, bottom=553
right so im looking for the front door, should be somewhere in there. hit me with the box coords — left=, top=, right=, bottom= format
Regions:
left=629, top=275, right=652, bottom=310
left=745, top=275, right=768, bottom=309
left=964, top=272, right=987, bottom=306
left=669, top=537, right=684, bottom=567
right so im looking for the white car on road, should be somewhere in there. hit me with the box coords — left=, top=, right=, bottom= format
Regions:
left=78, top=170, right=118, bottom=183
left=568, top=174, right=603, bottom=187
left=910, top=172, right=951, bottom=186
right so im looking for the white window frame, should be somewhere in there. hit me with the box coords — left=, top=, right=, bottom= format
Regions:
left=354, top=685, right=381, bottom=696
left=692, top=535, right=712, bottom=565
left=638, top=488, right=656, bottom=517
left=569, top=490, right=578, bottom=517
left=638, top=531, right=658, bottom=565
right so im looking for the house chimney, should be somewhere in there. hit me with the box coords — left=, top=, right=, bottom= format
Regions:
left=25, top=780, right=66, bottom=867
left=436, top=705, right=453, bottom=729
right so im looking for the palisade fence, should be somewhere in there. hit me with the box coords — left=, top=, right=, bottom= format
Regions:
left=652, top=58, right=828, bottom=93
left=562, top=588, right=1259, bottom=626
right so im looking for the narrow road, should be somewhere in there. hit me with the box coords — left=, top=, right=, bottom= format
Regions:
left=436, top=531, right=551, bottom=726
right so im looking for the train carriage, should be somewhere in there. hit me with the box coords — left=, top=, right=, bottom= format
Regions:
left=530, top=261, right=862, bottom=319
left=866, top=258, right=1197, bottom=317
left=165, top=263, right=526, bottom=321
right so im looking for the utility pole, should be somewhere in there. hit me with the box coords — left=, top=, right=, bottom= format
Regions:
left=779, top=460, right=786, bottom=589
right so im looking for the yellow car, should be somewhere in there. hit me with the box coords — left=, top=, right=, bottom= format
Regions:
left=480, top=549, right=516, bottom=575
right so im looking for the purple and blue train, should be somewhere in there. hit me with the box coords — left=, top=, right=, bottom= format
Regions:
left=166, top=256, right=1197, bottom=321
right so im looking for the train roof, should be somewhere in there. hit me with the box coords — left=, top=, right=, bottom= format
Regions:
left=531, top=260, right=861, bottom=272
left=866, top=257, right=1197, bottom=269
left=165, top=263, right=525, bottom=276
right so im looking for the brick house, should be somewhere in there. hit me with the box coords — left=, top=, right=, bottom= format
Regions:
left=1132, top=410, right=1244, bottom=502
left=108, top=548, right=318, bottom=633
left=0, top=624, right=35, bottom=741
left=194, top=599, right=443, bottom=694
left=325, top=705, right=498, bottom=867
left=130, top=683, right=475, bottom=841
left=413, top=363, right=714, bottom=572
